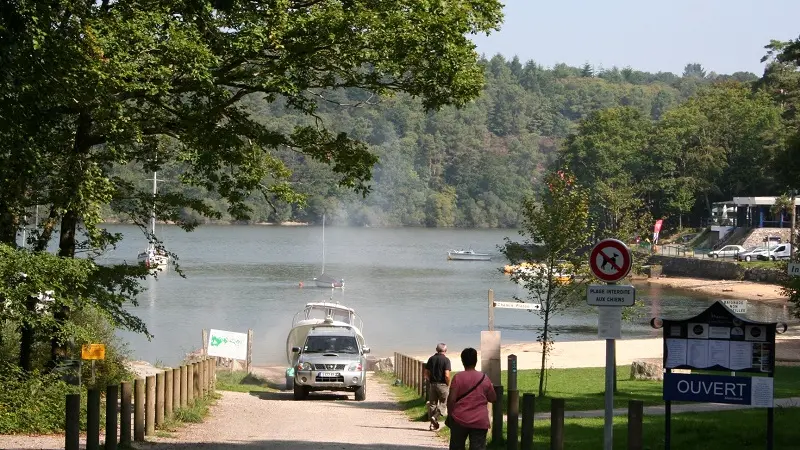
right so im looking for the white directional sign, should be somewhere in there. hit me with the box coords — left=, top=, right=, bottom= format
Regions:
left=493, top=301, right=541, bottom=311
left=587, top=285, right=636, bottom=306
left=722, top=299, right=748, bottom=314
left=788, top=263, right=800, bottom=277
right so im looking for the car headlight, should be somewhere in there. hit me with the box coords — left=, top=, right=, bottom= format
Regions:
left=347, top=362, right=363, bottom=371
left=297, top=362, right=313, bottom=371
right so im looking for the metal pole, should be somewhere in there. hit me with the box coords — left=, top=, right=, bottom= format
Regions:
left=604, top=338, right=614, bottom=450
left=791, top=190, right=796, bottom=263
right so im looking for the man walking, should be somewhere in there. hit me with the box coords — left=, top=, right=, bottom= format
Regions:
left=424, top=343, right=451, bottom=430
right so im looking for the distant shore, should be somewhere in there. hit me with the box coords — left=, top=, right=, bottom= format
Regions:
left=641, top=276, right=788, bottom=305
left=101, top=220, right=309, bottom=226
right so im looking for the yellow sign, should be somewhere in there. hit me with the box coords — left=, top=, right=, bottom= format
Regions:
left=81, top=344, right=106, bottom=360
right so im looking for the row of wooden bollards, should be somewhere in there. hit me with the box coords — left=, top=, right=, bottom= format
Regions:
left=393, top=353, right=646, bottom=450
left=65, top=357, right=217, bottom=450
left=393, top=352, right=427, bottom=398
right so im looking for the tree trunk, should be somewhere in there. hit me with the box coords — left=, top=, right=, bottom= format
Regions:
left=538, top=314, right=548, bottom=398
left=50, top=209, right=79, bottom=367
left=0, top=201, right=18, bottom=246
left=19, top=295, right=38, bottom=371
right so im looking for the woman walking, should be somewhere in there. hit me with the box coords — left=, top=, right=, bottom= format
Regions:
left=446, top=347, right=497, bottom=450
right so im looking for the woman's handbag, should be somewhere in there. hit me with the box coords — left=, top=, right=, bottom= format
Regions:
left=445, top=373, right=486, bottom=428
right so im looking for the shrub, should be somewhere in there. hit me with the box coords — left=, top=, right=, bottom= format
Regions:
left=0, top=363, right=84, bottom=434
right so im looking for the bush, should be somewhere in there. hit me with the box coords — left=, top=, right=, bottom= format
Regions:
left=0, top=363, right=83, bottom=434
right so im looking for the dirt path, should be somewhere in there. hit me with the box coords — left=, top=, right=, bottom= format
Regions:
left=144, top=373, right=444, bottom=450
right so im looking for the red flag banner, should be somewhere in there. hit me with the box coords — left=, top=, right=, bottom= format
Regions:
left=653, top=219, right=664, bottom=244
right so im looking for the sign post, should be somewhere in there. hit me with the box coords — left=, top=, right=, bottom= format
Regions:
left=588, top=238, right=634, bottom=450
left=653, top=301, right=786, bottom=450
left=81, top=344, right=106, bottom=385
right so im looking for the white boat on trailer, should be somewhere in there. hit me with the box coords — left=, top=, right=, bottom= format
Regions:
left=285, top=302, right=364, bottom=389
left=447, top=249, right=491, bottom=261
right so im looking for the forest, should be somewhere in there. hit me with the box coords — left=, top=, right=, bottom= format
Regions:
left=107, top=55, right=794, bottom=231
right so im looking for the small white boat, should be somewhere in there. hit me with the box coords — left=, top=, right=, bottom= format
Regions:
left=447, top=249, right=491, bottom=261
left=286, top=302, right=364, bottom=365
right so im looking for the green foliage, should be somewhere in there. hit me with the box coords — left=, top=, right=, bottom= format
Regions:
left=215, top=371, right=276, bottom=393
left=0, top=363, right=80, bottom=434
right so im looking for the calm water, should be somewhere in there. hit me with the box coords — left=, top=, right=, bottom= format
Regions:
left=94, top=225, right=791, bottom=366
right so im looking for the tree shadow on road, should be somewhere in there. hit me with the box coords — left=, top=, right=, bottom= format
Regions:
left=248, top=391, right=351, bottom=401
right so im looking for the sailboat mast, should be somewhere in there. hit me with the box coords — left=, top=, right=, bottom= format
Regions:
left=321, top=214, right=325, bottom=273
left=150, top=171, right=157, bottom=235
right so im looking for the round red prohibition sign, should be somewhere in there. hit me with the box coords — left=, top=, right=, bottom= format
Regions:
left=589, top=238, right=632, bottom=283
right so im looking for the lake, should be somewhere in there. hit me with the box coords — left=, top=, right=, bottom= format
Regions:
left=95, top=224, right=791, bottom=366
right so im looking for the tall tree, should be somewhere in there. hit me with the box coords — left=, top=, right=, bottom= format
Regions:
left=501, top=170, right=592, bottom=396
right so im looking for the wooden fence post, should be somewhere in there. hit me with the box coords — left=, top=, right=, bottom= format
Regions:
left=165, top=369, right=174, bottom=419
left=394, top=352, right=398, bottom=377
left=187, top=362, right=195, bottom=405
left=418, top=360, right=423, bottom=396
left=145, top=375, right=156, bottom=436
left=193, top=362, right=201, bottom=400
left=65, top=394, right=81, bottom=450
left=120, top=381, right=132, bottom=446
left=491, top=386, right=504, bottom=445
left=105, top=385, right=118, bottom=450
left=134, top=378, right=145, bottom=441
left=199, top=359, right=206, bottom=398
left=202, top=329, right=208, bottom=355
left=247, top=329, right=253, bottom=373
left=550, top=398, right=565, bottom=450
left=155, top=371, right=165, bottom=427
left=87, top=388, right=101, bottom=450
left=628, top=400, right=644, bottom=450
left=521, top=393, right=535, bottom=450
left=179, top=364, right=187, bottom=408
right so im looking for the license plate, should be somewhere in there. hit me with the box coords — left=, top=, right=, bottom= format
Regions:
left=320, top=371, right=338, bottom=377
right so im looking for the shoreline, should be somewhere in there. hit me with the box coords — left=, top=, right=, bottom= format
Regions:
left=640, top=276, right=788, bottom=305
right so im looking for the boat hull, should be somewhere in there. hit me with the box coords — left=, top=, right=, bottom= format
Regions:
left=137, top=252, right=169, bottom=270
left=447, top=252, right=491, bottom=261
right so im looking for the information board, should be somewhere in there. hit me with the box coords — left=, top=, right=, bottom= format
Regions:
left=207, top=328, right=249, bottom=360
left=661, top=301, right=776, bottom=374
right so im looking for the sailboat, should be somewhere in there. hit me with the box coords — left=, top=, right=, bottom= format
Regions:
left=312, top=214, right=344, bottom=288
left=137, top=171, right=169, bottom=271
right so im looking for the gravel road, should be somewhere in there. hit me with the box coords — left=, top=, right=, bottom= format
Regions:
left=0, top=374, right=446, bottom=450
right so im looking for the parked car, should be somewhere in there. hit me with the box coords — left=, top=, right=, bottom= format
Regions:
left=757, top=243, right=794, bottom=261
left=291, top=326, right=369, bottom=401
left=737, top=247, right=770, bottom=262
left=707, top=245, right=746, bottom=259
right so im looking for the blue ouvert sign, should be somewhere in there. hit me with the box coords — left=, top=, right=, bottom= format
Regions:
left=653, top=300, right=783, bottom=450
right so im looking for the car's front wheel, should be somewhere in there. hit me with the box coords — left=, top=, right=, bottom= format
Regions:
left=293, top=384, right=308, bottom=400
left=355, top=382, right=366, bottom=401
left=745, top=256, right=751, bottom=262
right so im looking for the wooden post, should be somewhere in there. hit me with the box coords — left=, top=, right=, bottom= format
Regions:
left=87, top=388, right=101, bottom=450
left=246, top=329, right=253, bottom=373
left=65, top=394, right=80, bottom=450
left=134, top=378, right=145, bottom=441
left=491, top=385, right=504, bottom=445
left=627, top=400, right=644, bottom=450
left=394, top=352, right=398, bottom=377
left=507, top=355, right=519, bottom=450
left=105, top=385, right=118, bottom=450
left=180, top=364, right=188, bottom=408
left=193, top=362, right=201, bottom=400
left=145, top=375, right=156, bottom=436
left=521, top=393, right=535, bottom=450
left=551, top=398, right=565, bottom=450
left=165, top=369, right=174, bottom=419
left=120, top=381, right=132, bottom=446
left=202, top=329, right=209, bottom=355
left=209, top=357, right=216, bottom=392
left=488, top=289, right=495, bottom=331
left=175, top=365, right=183, bottom=409
left=155, top=372, right=165, bottom=427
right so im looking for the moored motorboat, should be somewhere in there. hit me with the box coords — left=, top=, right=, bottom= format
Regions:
left=285, top=302, right=364, bottom=366
left=447, top=249, right=491, bottom=261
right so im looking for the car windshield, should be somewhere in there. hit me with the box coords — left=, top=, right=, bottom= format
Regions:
left=303, top=335, right=359, bottom=354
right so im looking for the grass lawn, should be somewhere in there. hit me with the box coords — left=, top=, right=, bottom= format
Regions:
left=487, top=408, right=800, bottom=450
left=499, top=365, right=800, bottom=413
left=215, top=371, right=278, bottom=393
left=376, top=371, right=800, bottom=450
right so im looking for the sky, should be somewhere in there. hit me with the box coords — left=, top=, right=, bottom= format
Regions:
left=470, top=0, right=800, bottom=76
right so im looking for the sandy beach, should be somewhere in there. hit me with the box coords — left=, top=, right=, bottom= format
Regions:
left=642, top=276, right=788, bottom=304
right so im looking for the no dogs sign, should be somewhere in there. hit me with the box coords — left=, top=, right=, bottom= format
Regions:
left=589, top=239, right=633, bottom=283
